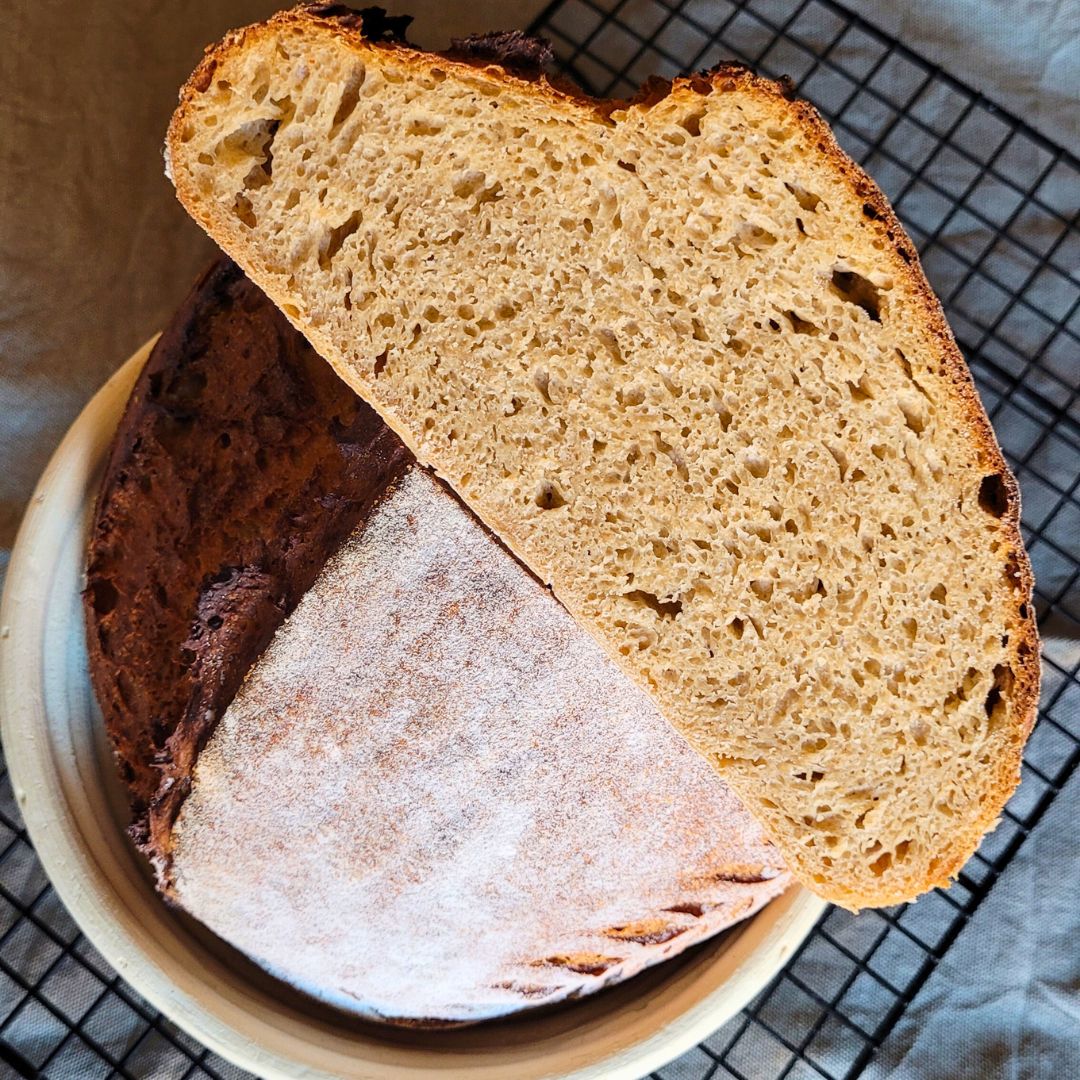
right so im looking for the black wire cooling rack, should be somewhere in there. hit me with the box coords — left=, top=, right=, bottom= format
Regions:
left=1, top=1, right=1077, bottom=1076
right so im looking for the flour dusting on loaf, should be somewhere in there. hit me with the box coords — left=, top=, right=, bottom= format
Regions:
left=172, top=468, right=788, bottom=1023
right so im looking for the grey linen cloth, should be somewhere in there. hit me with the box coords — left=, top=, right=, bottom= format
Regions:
left=867, top=770, right=1080, bottom=1079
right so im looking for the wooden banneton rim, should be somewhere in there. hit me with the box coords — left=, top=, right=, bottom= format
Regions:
left=0, top=339, right=825, bottom=1080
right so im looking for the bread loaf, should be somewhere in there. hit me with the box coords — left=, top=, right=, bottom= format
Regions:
left=87, top=258, right=788, bottom=1022
left=166, top=6, right=1039, bottom=907
left=173, top=465, right=789, bottom=1022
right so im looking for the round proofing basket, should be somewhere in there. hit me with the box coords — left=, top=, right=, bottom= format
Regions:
left=0, top=339, right=826, bottom=1080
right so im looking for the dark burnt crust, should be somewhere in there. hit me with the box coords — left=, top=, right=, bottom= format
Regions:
left=304, top=4, right=412, bottom=40
left=167, top=5, right=1040, bottom=903
left=446, top=31, right=554, bottom=77
left=85, top=257, right=412, bottom=893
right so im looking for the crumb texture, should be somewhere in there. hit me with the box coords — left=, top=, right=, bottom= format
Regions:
left=168, top=9, right=1038, bottom=906
left=173, top=468, right=788, bottom=1023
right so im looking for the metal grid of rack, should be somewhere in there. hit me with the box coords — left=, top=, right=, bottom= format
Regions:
left=1, top=0, right=1077, bottom=1076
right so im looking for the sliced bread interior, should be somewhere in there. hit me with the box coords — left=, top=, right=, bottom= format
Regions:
left=166, top=7, right=1039, bottom=907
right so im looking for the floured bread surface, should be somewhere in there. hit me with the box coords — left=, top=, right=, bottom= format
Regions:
left=167, top=7, right=1039, bottom=907
left=172, top=468, right=788, bottom=1024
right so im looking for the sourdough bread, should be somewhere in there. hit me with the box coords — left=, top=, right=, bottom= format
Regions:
left=87, top=261, right=788, bottom=1022
left=173, top=465, right=788, bottom=1023
left=166, top=7, right=1039, bottom=907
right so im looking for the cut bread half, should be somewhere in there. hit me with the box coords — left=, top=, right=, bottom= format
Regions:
left=86, top=258, right=788, bottom=1023
left=166, top=5, right=1039, bottom=908
left=174, top=465, right=789, bottom=1023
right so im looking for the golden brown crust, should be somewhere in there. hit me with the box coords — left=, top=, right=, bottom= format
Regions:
left=166, top=4, right=1040, bottom=908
